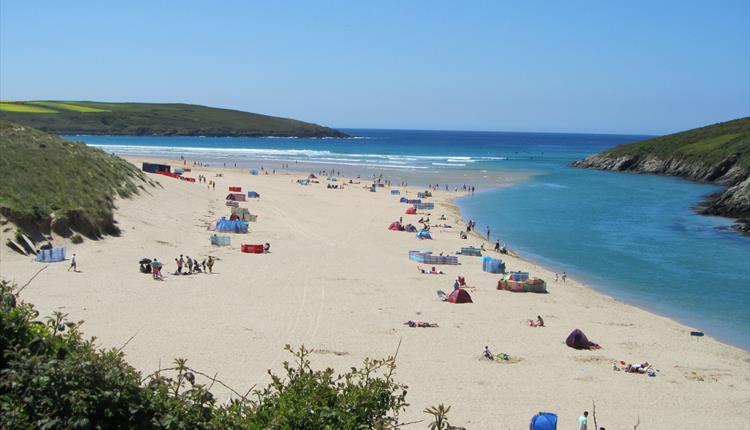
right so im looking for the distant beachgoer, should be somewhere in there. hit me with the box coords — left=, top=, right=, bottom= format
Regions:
left=186, top=257, right=193, bottom=273
left=578, top=411, right=588, bottom=430
left=453, top=279, right=460, bottom=290
left=201, top=260, right=207, bottom=272
left=177, top=255, right=184, bottom=274
left=486, top=227, right=491, bottom=240
left=555, top=273, right=559, bottom=282
left=264, top=243, right=270, bottom=253
left=562, top=272, right=567, bottom=283
left=483, top=346, right=494, bottom=360
left=68, top=253, right=77, bottom=272
left=537, top=315, right=544, bottom=327
left=494, top=240, right=500, bottom=252
left=207, top=256, right=214, bottom=273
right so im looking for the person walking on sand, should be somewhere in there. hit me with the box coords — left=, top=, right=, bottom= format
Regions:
left=486, top=226, right=491, bottom=240
left=176, top=255, right=184, bottom=274
left=562, top=271, right=567, bottom=283
left=68, top=253, right=77, bottom=272
left=555, top=273, right=559, bottom=282
left=186, top=256, right=193, bottom=274
left=494, top=240, right=500, bottom=252
left=578, top=411, right=588, bottom=430
left=207, top=256, right=214, bottom=273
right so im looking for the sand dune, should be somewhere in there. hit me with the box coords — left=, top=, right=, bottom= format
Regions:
left=2, top=158, right=748, bottom=428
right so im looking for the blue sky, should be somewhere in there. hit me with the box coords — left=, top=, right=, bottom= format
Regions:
left=1, top=1, right=748, bottom=134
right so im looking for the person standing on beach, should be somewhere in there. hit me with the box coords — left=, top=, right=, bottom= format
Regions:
left=494, top=240, right=500, bottom=252
left=207, top=256, right=214, bottom=273
left=177, top=255, right=184, bottom=274
left=486, top=226, right=491, bottom=240
left=578, top=411, right=588, bottom=430
left=68, top=253, right=77, bottom=272
left=186, top=256, right=193, bottom=274
left=562, top=272, right=567, bottom=283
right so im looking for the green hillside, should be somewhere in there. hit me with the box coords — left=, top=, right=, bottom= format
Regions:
left=0, top=101, right=347, bottom=138
left=0, top=120, right=150, bottom=239
left=600, top=117, right=750, bottom=172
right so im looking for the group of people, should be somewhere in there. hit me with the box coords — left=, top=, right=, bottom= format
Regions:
left=174, top=254, right=215, bottom=275
left=554, top=272, right=567, bottom=283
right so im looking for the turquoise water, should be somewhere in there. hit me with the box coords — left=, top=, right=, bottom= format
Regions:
left=74, top=130, right=750, bottom=348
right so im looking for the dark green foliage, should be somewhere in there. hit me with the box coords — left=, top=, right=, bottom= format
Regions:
left=0, top=120, right=149, bottom=238
left=0, top=101, right=347, bottom=138
left=602, top=117, right=750, bottom=170
left=0, top=280, right=410, bottom=429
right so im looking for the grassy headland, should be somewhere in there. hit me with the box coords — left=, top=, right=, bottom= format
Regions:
left=0, top=101, right=348, bottom=138
left=0, top=120, right=150, bottom=240
left=573, top=117, right=750, bottom=229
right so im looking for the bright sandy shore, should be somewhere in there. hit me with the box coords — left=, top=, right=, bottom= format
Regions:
left=2, top=157, right=749, bottom=429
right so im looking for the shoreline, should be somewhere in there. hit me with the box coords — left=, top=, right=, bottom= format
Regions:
left=3, top=156, right=748, bottom=427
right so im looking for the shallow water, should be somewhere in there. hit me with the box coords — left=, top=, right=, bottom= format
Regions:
left=74, top=129, right=750, bottom=348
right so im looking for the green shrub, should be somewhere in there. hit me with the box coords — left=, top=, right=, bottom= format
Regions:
left=0, top=280, right=410, bottom=429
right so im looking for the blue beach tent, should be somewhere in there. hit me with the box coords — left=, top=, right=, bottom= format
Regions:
left=391, top=189, right=401, bottom=195
left=529, top=412, right=557, bottom=430
left=400, top=197, right=408, bottom=203
left=416, top=230, right=432, bottom=239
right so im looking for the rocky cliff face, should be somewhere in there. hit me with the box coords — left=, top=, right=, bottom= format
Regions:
left=572, top=154, right=750, bottom=231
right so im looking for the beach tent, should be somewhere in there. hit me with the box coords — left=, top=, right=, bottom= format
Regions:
left=400, top=197, right=408, bottom=203
left=230, top=207, right=254, bottom=221
left=404, top=224, right=418, bottom=233
left=309, top=174, right=317, bottom=179
left=226, top=193, right=246, bottom=202
left=250, top=169, right=259, bottom=175
left=36, top=247, right=66, bottom=263
left=530, top=412, right=557, bottom=430
left=391, top=189, right=401, bottom=195
left=214, top=217, right=249, bottom=233
left=388, top=222, right=402, bottom=231
left=416, top=230, right=432, bottom=240
left=566, top=329, right=595, bottom=350
left=247, top=191, right=260, bottom=198
left=406, top=207, right=417, bottom=215
left=447, top=288, right=472, bottom=303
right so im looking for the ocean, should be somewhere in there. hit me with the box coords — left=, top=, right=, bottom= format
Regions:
left=72, top=129, right=750, bottom=349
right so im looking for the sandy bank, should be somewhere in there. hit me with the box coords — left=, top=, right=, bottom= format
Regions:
left=1, top=157, right=748, bottom=428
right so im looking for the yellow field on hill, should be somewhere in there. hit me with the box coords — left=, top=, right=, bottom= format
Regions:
left=28, top=101, right=110, bottom=112
left=0, top=102, right=58, bottom=113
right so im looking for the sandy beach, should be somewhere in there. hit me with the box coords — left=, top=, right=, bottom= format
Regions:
left=2, top=157, right=748, bottom=428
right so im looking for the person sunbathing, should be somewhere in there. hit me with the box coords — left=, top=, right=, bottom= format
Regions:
left=404, top=320, right=439, bottom=328
left=418, top=266, right=444, bottom=275
left=625, top=362, right=651, bottom=373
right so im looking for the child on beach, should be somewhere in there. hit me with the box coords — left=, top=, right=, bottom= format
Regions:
left=562, top=272, right=567, bottom=283
left=207, top=256, right=214, bottom=273
left=68, top=253, right=77, bottom=272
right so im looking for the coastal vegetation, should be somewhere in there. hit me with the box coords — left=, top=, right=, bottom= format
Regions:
left=0, top=120, right=150, bottom=240
left=573, top=117, right=750, bottom=230
left=0, top=101, right=348, bottom=138
left=0, top=280, right=415, bottom=429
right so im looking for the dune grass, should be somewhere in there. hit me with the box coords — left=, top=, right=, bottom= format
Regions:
left=0, top=120, right=149, bottom=238
left=28, top=101, right=110, bottom=113
left=0, top=102, right=58, bottom=113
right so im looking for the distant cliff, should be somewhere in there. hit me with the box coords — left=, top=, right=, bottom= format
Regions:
left=572, top=118, right=750, bottom=232
left=0, top=101, right=348, bottom=138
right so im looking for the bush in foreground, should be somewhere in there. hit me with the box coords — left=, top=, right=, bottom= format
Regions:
left=0, top=280, right=409, bottom=429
